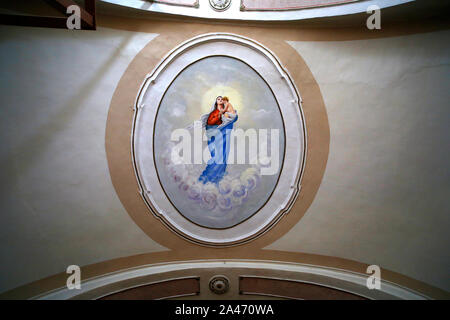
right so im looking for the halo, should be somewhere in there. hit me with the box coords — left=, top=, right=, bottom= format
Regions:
left=201, top=85, right=242, bottom=114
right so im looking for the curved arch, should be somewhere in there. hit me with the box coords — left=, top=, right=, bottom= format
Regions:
left=33, top=260, right=429, bottom=300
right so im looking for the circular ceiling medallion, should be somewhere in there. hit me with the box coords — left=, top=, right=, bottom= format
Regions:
left=209, top=275, right=230, bottom=294
left=132, top=33, right=306, bottom=246
left=209, top=0, right=232, bottom=11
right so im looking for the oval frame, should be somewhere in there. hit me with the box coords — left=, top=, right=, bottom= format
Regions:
left=132, top=33, right=306, bottom=246
left=153, top=55, right=287, bottom=230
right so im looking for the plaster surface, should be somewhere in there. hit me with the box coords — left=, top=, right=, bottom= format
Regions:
left=267, top=30, right=450, bottom=292
left=0, top=26, right=168, bottom=293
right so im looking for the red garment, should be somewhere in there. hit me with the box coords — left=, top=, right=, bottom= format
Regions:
left=207, top=109, right=222, bottom=125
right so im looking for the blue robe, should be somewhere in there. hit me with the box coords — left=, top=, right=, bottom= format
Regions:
left=199, top=115, right=238, bottom=184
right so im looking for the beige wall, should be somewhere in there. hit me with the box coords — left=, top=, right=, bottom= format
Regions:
left=0, top=19, right=448, bottom=295
left=267, top=31, right=450, bottom=291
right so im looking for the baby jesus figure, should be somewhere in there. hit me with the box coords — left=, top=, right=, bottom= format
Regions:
left=222, top=96, right=236, bottom=118
left=206, top=96, right=236, bottom=126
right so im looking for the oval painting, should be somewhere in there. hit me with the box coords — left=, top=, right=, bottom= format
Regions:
left=153, top=56, right=285, bottom=229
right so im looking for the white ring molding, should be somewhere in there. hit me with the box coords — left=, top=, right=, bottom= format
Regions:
left=132, top=33, right=306, bottom=246
left=101, top=0, right=414, bottom=22
left=33, top=260, right=430, bottom=300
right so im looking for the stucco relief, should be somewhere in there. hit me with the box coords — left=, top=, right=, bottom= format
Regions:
left=132, top=33, right=306, bottom=246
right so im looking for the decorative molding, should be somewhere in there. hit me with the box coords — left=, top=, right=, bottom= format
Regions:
left=32, top=260, right=430, bottom=300
left=99, top=276, right=200, bottom=300
left=150, top=0, right=199, bottom=8
left=209, top=275, right=230, bottom=294
left=240, top=0, right=359, bottom=12
left=240, top=276, right=366, bottom=299
left=102, top=0, right=413, bottom=21
left=209, top=0, right=232, bottom=12
left=131, top=33, right=306, bottom=247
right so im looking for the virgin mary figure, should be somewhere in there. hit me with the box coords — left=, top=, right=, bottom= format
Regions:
left=198, top=96, right=238, bottom=184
